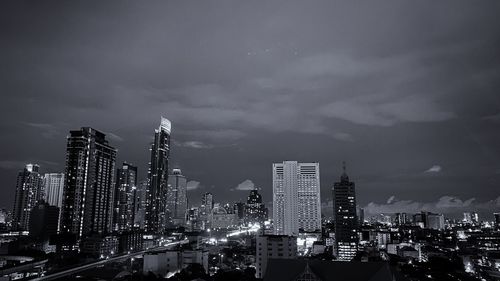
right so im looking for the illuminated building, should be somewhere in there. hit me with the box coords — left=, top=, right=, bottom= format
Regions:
left=166, top=168, right=188, bottom=226
left=60, top=127, right=117, bottom=239
left=333, top=162, right=358, bottom=261
left=245, top=189, right=267, bottom=225
left=145, top=117, right=171, bottom=233
left=114, top=163, right=138, bottom=231
left=272, top=161, right=321, bottom=236
left=12, top=164, right=43, bottom=230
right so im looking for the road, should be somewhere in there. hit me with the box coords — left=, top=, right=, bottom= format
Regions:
left=32, top=239, right=188, bottom=281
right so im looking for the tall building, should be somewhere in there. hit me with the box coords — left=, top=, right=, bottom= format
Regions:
left=426, top=213, right=445, bottom=230
left=272, top=161, right=321, bottom=236
left=245, top=189, right=267, bottom=225
left=145, top=117, right=172, bottom=234
left=256, top=235, right=297, bottom=278
left=60, top=127, right=117, bottom=240
left=12, top=164, right=43, bottom=230
left=332, top=162, right=358, bottom=261
left=166, top=168, right=188, bottom=226
left=495, top=213, right=500, bottom=227
left=44, top=173, right=65, bottom=208
left=133, top=180, right=148, bottom=229
left=114, top=163, right=138, bottom=232
left=43, top=173, right=65, bottom=232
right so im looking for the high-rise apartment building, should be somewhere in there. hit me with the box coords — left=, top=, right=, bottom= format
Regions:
left=166, top=168, right=188, bottom=226
left=145, top=117, right=171, bottom=233
left=272, top=161, right=321, bottom=236
left=114, top=163, right=138, bottom=232
left=333, top=162, right=358, bottom=261
left=12, top=164, right=43, bottom=230
left=60, top=127, right=117, bottom=240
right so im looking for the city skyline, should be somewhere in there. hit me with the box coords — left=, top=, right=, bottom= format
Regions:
left=1, top=1, right=500, bottom=219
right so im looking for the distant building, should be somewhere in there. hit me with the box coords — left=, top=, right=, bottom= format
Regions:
left=233, top=202, right=246, bottom=222
left=167, top=169, right=188, bottom=226
left=256, top=235, right=297, bottom=278
left=210, top=204, right=237, bottom=229
left=114, top=163, right=138, bottom=232
left=12, top=164, right=43, bottom=230
left=133, top=180, right=148, bottom=229
left=43, top=173, right=65, bottom=232
left=245, top=189, right=267, bottom=225
left=29, top=201, right=59, bottom=241
left=494, top=213, right=500, bottom=227
left=60, top=127, right=117, bottom=240
left=200, top=192, right=214, bottom=229
left=118, top=231, right=143, bottom=253
left=463, top=212, right=472, bottom=224
left=143, top=248, right=209, bottom=276
left=426, top=213, right=445, bottom=230
left=394, top=213, right=408, bottom=226
left=272, top=161, right=321, bottom=236
left=145, top=117, right=172, bottom=233
left=332, top=162, right=358, bottom=261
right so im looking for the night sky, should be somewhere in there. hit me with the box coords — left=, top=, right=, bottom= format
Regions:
left=1, top=1, right=500, bottom=218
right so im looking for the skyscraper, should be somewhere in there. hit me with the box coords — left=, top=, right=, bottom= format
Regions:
left=245, top=189, right=267, bottom=225
left=333, top=162, right=358, bottom=261
left=200, top=192, right=214, bottom=229
left=12, top=164, right=43, bottom=230
left=166, top=168, right=188, bottom=226
left=145, top=117, right=171, bottom=233
left=44, top=173, right=65, bottom=232
left=60, top=127, right=117, bottom=240
left=272, top=161, right=321, bottom=236
left=44, top=173, right=65, bottom=208
left=114, top=163, right=138, bottom=232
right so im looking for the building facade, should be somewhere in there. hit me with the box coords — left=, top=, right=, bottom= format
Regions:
left=256, top=235, right=297, bottom=278
left=12, top=164, right=43, bottom=231
left=333, top=162, right=358, bottom=261
left=272, top=161, right=321, bottom=236
left=166, top=168, right=188, bottom=226
left=60, top=127, right=117, bottom=240
left=114, top=163, right=138, bottom=232
left=245, top=189, right=267, bottom=225
left=145, top=117, right=171, bottom=234
left=29, top=201, right=59, bottom=241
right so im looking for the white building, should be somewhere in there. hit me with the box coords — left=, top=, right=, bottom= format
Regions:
left=43, top=173, right=65, bottom=232
left=143, top=248, right=209, bottom=277
left=256, top=235, right=297, bottom=278
left=272, top=161, right=321, bottom=236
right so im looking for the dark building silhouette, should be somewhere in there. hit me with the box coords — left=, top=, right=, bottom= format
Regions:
left=60, top=127, right=117, bottom=240
left=333, top=162, right=358, bottom=261
left=114, top=163, right=138, bottom=232
left=145, top=117, right=171, bottom=233
left=245, top=189, right=267, bottom=225
left=29, top=201, right=59, bottom=241
left=12, top=164, right=43, bottom=231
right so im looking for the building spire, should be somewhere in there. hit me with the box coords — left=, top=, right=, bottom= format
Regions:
left=341, top=161, right=349, bottom=182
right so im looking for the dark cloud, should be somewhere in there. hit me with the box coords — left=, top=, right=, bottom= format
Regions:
left=1, top=0, right=500, bottom=213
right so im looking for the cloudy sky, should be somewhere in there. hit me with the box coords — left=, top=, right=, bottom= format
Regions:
left=1, top=1, right=500, bottom=218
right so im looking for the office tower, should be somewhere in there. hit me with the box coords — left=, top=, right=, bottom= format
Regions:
left=145, top=117, right=171, bottom=234
left=44, top=173, right=65, bottom=208
left=201, top=192, right=214, bottom=214
left=272, top=161, right=321, bottom=236
left=12, top=164, right=43, bottom=230
left=114, top=163, right=138, bottom=232
left=471, top=212, right=479, bottom=224
left=245, top=189, right=267, bottom=225
left=166, top=168, right=188, bottom=226
left=332, top=162, right=358, bottom=261
left=426, top=213, right=445, bottom=230
left=60, top=127, right=117, bottom=240
left=44, top=173, right=65, bottom=232
left=256, top=235, right=297, bottom=278
left=463, top=212, right=472, bottom=224
left=29, top=201, right=59, bottom=241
